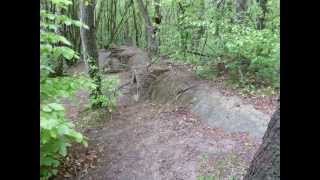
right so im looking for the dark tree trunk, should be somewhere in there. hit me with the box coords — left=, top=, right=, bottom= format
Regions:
left=244, top=99, right=280, bottom=180
left=80, top=0, right=103, bottom=109
left=177, top=1, right=188, bottom=57
left=153, top=0, right=161, bottom=52
left=136, top=0, right=157, bottom=56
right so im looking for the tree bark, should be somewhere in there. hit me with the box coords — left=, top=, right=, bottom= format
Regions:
left=136, top=0, right=157, bottom=56
left=177, top=1, right=188, bottom=57
left=132, top=0, right=140, bottom=47
left=132, top=0, right=140, bottom=46
left=243, top=99, right=280, bottom=180
left=154, top=0, right=161, bottom=52
left=256, top=0, right=268, bottom=30
left=124, top=1, right=130, bottom=44
left=80, top=0, right=103, bottom=109
left=235, top=0, right=248, bottom=23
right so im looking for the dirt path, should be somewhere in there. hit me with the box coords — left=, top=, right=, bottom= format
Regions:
left=59, top=72, right=263, bottom=180
left=58, top=49, right=275, bottom=180
left=75, top=105, right=260, bottom=180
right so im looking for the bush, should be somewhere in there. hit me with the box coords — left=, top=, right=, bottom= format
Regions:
left=158, top=0, right=279, bottom=90
left=40, top=0, right=93, bottom=179
left=40, top=75, right=94, bottom=179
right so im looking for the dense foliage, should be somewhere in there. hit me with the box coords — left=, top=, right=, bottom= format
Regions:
left=93, top=0, right=279, bottom=90
left=158, top=0, right=279, bottom=89
left=40, top=0, right=92, bottom=179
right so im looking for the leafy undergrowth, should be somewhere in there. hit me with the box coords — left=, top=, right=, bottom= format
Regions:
left=53, top=100, right=111, bottom=179
left=63, top=74, right=120, bottom=131
left=54, top=100, right=115, bottom=179
left=53, top=75, right=120, bottom=179
left=40, top=75, right=94, bottom=179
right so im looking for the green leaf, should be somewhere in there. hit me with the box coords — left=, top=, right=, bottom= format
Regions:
left=57, top=47, right=75, bottom=60
left=41, top=118, right=59, bottom=130
left=58, top=36, right=72, bottom=46
left=57, top=124, right=71, bottom=135
left=64, top=19, right=72, bottom=26
left=49, top=130, right=57, bottom=138
left=42, top=105, right=52, bottom=112
left=48, top=103, right=64, bottom=111
left=67, top=130, right=83, bottom=143
left=40, top=65, right=55, bottom=73
left=76, top=21, right=89, bottom=29
left=48, top=24, right=59, bottom=31
left=41, top=157, right=60, bottom=167
left=47, top=14, right=56, bottom=20
left=58, top=142, right=68, bottom=156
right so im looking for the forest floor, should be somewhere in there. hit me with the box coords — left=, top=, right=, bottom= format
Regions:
left=55, top=49, right=277, bottom=180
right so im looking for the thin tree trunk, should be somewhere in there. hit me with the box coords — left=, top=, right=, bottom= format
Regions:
left=80, top=0, right=103, bottom=109
left=95, top=0, right=105, bottom=31
left=256, top=0, right=268, bottom=29
left=132, top=0, right=140, bottom=46
left=107, top=1, right=133, bottom=47
left=235, top=0, right=248, bottom=23
left=244, top=99, right=280, bottom=180
left=177, top=1, right=187, bottom=57
left=109, top=0, right=116, bottom=41
left=194, top=0, right=205, bottom=49
left=136, top=0, right=157, bottom=56
left=124, top=1, right=130, bottom=44
left=154, top=0, right=161, bottom=53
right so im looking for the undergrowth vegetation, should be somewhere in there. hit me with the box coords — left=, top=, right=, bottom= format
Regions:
left=40, top=0, right=118, bottom=179
left=158, top=0, right=279, bottom=90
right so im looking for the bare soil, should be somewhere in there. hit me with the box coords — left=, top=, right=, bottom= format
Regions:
left=60, top=101, right=260, bottom=179
left=55, top=48, right=276, bottom=180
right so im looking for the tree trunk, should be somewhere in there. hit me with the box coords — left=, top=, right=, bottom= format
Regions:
left=256, top=0, right=268, bottom=30
left=124, top=1, right=130, bottom=44
left=243, top=99, right=280, bottom=180
left=106, top=1, right=133, bottom=47
left=177, top=1, right=188, bottom=57
left=235, top=0, right=248, bottom=23
left=132, top=0, right=140, bottom=46
left=154, top=0, right=161, bottom=52
left=194, top=0, right=205, bottom=49
left=80, top=0, right=103, bottom=109
left=136, top=0, right=157, bottom=56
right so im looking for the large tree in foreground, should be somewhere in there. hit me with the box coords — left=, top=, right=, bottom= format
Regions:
left=80, top=0, right=103, bottom=108
left=244, top=98, right=280, bottom=180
